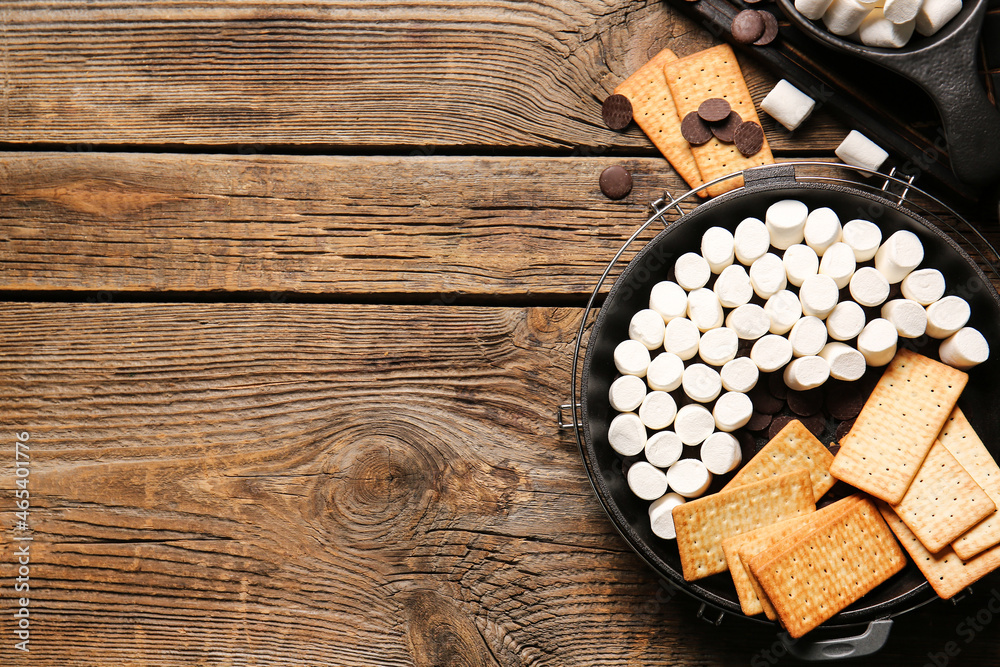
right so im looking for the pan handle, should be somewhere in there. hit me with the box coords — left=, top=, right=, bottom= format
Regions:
left=776, top=619, right=892, bottom=661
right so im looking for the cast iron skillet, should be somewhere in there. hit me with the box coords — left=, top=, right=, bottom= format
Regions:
left=579, top=165, right=1000, bottom=660
left=774, top=0, right=1000, bottom=187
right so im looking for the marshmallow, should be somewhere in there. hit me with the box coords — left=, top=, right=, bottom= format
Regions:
left=790, top=315, right=829, bottom=357
left=901, top=269, right=946, bottom=305
left=701, top=227, right=736, bottom=274
left=799, top=274, right=840, bottom=319
left=783, top=244, right=819, bottom=287
left=820, top=341, right=867, bottom=381
left=783, top=355, right=831, bottom=391
left=699, top=326, right=739, bottom=366
left=714, top=264, right=754, bottom=308
left=858, top=317, right=898, bottom=366
left=842, top=219, right=883, bottom=262
left=916, top=0, right=962, bottom=36
left=796, top=0, right=836, bottom=20
left=649, top=492, right=687, bottom=539
left=683, top=363, right=723, bottom=403
left=860, top=8, right=916, bottom=47
left=750, top=253, right=788, bottom=299
left=687, top=288, right=725, bottom=332
left=818, top=242, right=857, bottom=289
left=939, top=328, right=990, bottom=371
left=850, top=266, right=891, bottom=307
left=608, top=412, right=646, bottom=456
left=881, top=298, right=927, bottom=338
left=751, top=334, right=794, bottom=372
left=614, top=339, right=651, bottom=377
left=664, top=317, right=701, bottom=360
left=804, top=207, right=843, bottom=256
left=721, top=357, right=760, bottom=393
left=629, top=308, right=666, bottom=350
left=649, top=280, right=689, bottom=323
left=646, top=431, right=684, bottom=468
left=883, top=0, right=922, bottom=24
left=666, top=458, right=713, bottom=498
left=826, top=300, right=866, bottom=341
left=765, top=290, right=803, bottom=335
left=647, top=352, right=685, bottom=392
left=836, top=130, right=889, bottom=172
left=628, top=461, right=669, bottom=501
left=761, top=79, right=817, bottom=132
left=823, top=0, right=874, bottom=35
left=609, top=374, right=646, bottom=412
left=726, top=304, right=771, bottom=341
left=712, top=391, right=754, bottom=432
left=925, top=295, right=971, bottom=338
left=675, top=252, right=712, bottom=291
left=735, top=217, right=771, bottom=266
left=673, top=405, right=717, bottom=446
left=639, top=391, right=678, bottom=430
left=765, top=200, right=809, bottom=250
left=701, top=432, right=743, bottom=474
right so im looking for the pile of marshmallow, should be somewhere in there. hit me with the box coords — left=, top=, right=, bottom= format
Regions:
left=608, top=199, right=990, bottom=539
left=796, top=0, right=962, bottom=48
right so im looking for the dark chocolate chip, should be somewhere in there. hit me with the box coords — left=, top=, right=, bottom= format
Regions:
left=825, top=382, right=868, bottom=421
left=737, top=429, right=757, bottom=461
left=602, top=94, right=633, bottom=130
left=699, top=97, right=732, bottom=123
left=711, top=110, right=744, bottom=143
left=734, top=121, right=765, bottom=157
left=767, top=372, right=788, bottom=400
left=599, top=165, right=633, bottom=200
left=788, top=388, right=824, bottom=417
left=732, top=10, right=766, bottom=44
left=768, top=414, right=795, bottom=441
left=754, top=11, right=780, bottom=46
left=746, top=410, right=773, bottom=432
left=834, top=418, right=856, bottom=446
left=801, top=413, right=827, bottom=438
left=749, top=383, right=784, bottom=414
left=681, top=111, right=713, bottom=145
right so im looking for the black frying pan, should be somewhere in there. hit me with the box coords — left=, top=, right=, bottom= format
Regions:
left=775, top=0, right=1000, bottom=187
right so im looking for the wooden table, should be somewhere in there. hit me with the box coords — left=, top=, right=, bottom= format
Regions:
left=3, top=2, right=1000, bottom=665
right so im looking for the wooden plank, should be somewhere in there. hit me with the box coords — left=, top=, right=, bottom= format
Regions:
left=1, top=1, right=844, bottom=150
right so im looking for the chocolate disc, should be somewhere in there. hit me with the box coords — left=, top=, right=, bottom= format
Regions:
left=746, top=410, right=773, bottom=432
left=754, top=10, right=780, bottom=46
left=801, top=412, right=828, bottom=438
left=711, top=110, right=744, bottom=143
left=788, top=388, right=824, bottom=417
left=767, top=372, right=788, bottom=401
left=834, top=418, right=856, bottom=445
left=731, top=10, right=766, bottom=44
left=698, top=97, right=732, bottom=123
left=768, top=414, right=795, bottom=441
left=599, top=165, right=633, bottom=200
left=681, top=111, right=713, bottom=145
left=734, top=120, right=765, bottom=157
left=602, top=94, right=633, bottom=130
left=748, top=383, right=783, bottom=415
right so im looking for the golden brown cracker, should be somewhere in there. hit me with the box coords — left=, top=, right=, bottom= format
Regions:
left=724, top=419, right=835, bottom=502
left=940, top=407, right=1000, bottom=559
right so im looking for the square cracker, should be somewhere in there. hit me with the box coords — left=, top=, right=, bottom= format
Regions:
left=880, top=502, right=1000, bottom=599
left=672, top=469, right=815, bottom=581
left=723, top=419, right=835, bottom=501
left=749, top=497, right=906, bottom=638
left=662, top=44, right=775, bottom=197
left=829, top=349, right=968, bottom=504
left=940, top=407, right=1000, bottom=559
left=614, top=48, right=705, bottom=194
left=889, top=439, right=995, bottom=553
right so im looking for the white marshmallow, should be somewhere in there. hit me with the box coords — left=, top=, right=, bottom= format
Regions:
left=673, top=405, right=717, bottom=447
left=823, top=0, right=874, bottom=35
left=639, top=391, right=678, bottom=430
left=881, top=298, right=927, bottom=338
left=614, top=339, right=651, bottom=377
left=647, top=352, right=685, bottom=392
left=820, top=341, right=867, bottom=381
left=916, top=0, right=961, bottom=36
left=628, top=461, right=669, bottom=501
left=701, top=432, right=743, bottom=474
left=790, top=315, right=829, bottom=357
left=765, top=290, right=803, bottom=335
left=804, top=207, right=843, bottom=256
left=783, top=355, right=831, bottom=391
left=714, top=264, right=754, bottom=308
left=751, top=334, right=794, bottom=372
left=649, top=492, right=687, bottom=539
left=666, top=458, right=712, bottom=498
left=701, top=227, right=736, bottom=274
left=646, top=431, right=684, bottom=468
left=629, top=308, right=666, bottom=350
left=925, top=295, right=971, bottom=338
left=687, top=288, right=725, bottom=332
left=842, top=219, right=882, bottom=262
left=608, top=412, right=647, bottom=456
left=836, top=130, right=889, bottom=172
left=750, top=253, right=788, bottom=299
left=850, top=266, right=891, bottom=307
left=683, top=363, right=723, bottom=403
left=699, top=327, right=739, bottom=366
left=649, top=281, right=689, bottom=323
left=826, top=300, right=866, bottom=341
left=783, top=244, right=819, bottom=287
left=939, top=328, right=990, bottom=370
left=675, top=252, right=712, bottom=291
left=901, top=268, right=946, bottom=305
left=860, top=8, right=916, bottom=47
left=664, top=317, right=701, bottom=360
left=735, top=217, right=771, bottom=266
left=796, top=0, right=836, bottom=19
left=761, top=79, right=817, bottom=132
left=726, top=304, right=771, bottom=341
left=883, top=0, right=921, bottom=23
left=609, top=374, right=646, bottom=412
left=818, top=242, right=857, bottom=289
left=858, top=317, right=898, bottom=366
left=765, top=200, right=809, bottom=250
left=799, top=274, right=840, bottom=319
left=721, top=357, right=760, bottom=393
left=712, top=391, right=753, bottom=432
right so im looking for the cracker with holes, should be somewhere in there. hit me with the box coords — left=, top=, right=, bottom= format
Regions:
left=940, top=407, right=1000, bottom=559
left=662, top=44, right=774, bottom=197
left=672, top=469, right=815, bottom=581
left=829, top=349, right=968, bottom=504
left=748, top=497, right=906, bottom=638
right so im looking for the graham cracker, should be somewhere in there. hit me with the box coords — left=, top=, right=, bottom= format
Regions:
left=889, top=440, right=995, bottom=553
left=672, top=469, right=815, bottom=581
left=749, top=497, right=906, bottom=638
left=940, top=407, right=1000, bottom=559
left=829, top=349, right=968, bottom=504
left=662, top=44, right=775, bottom=197
left=614, top=48, right=705, bottom=194
left=723, top=419, right=835, bottom=502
